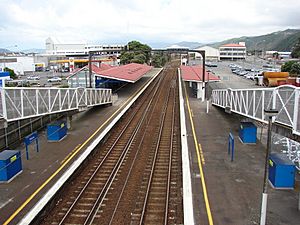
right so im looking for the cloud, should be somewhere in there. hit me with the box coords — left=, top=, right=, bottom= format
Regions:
left=0, top=0, right=299, bottom=49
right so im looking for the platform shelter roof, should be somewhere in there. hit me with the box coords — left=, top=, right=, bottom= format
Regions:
left=95, top=63, right=153, bottom=83
left=180, top=65, right=220, bottom=82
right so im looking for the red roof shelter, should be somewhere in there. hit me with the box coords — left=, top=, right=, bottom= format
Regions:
left=69, top=64, right=113, bottom=76
left=180, top=65, right=220, bottom=82
left=95, top=63, right=153, bottom=83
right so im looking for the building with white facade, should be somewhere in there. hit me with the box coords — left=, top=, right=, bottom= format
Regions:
left=45, top=37, right=124, bottom=57
left=219, top=42, right=246, bottom=60
left=194, top=46, right=219, bottom=61
left=0, top=54, right=35, bottom=75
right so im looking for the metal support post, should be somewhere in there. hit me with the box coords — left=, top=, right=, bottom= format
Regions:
left=67, top=115, right=72, bottom=130
left=260, top=109, right=278, bottom=225
left=88, top=52, right=92, bottom=88
left=26, top=144, right=29, bottom=160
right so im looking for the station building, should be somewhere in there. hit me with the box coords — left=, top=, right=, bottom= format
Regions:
left=219, top=42, right=246, bottom=60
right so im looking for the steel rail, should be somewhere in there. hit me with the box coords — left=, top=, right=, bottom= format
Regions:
left=57, top=74, right=164, bottom=225
left=138, top=84, right=173, bottom=225
left=84, top=71, right=168, bottom=225
left=107, top=68, right=172, bottom=225
left=164, top=80, right=176, bottom=225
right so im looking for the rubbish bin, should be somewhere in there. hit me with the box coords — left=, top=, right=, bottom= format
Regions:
left=239, top=122, right=257, bottom=144
left=47, top=121, right=68, bottom=142
left=0, top=150, right=22, bottom=183
left=269, top=153, right=295, bottom=189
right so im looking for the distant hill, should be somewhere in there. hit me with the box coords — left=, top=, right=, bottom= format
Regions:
left=0, top=48, right=11, bottom=53
left=207, top=29, right=300, bottom=51
left=21, top=48, right=45, bottom=54
left=173, top=41, right=203, bottom=49
left=149, top=41, right=203, bottom=49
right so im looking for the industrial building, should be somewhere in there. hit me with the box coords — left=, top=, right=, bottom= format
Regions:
left=194, top=46, right=219, bottom=61
left=219, top=42, right=246, bottom=60
left=45, top=37, right=124, bottom=57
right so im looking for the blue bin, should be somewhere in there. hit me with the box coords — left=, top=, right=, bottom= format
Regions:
left=0, top=150, right=22, bottom=182
left=239, top=122, right=257, bottom=144
left=269, top=153, right=295, bottom=189
left=47, top=121, right=67, bottom=142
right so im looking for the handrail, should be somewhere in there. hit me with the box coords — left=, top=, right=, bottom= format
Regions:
left=212, top=85, right=300, bottom=136
left=0, top=87, right=112, bottom=122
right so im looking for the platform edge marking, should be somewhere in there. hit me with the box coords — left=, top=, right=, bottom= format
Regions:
left=183, top=76, right=214, bottom=225
left=178, top=69, right=195, bottom=225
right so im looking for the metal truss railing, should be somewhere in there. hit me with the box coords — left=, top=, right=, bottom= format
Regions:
left=0, top=87, right=112, bottom=122
left=211, top=85, right=300, bottom=136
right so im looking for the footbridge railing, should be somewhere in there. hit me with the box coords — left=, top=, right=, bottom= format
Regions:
left=0, top=87, right=112, bottom=122
left=211, top=85, right=300, bottom=136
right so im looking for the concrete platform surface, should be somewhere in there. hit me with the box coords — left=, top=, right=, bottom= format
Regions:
left=183, top=82, right=300, bottom=225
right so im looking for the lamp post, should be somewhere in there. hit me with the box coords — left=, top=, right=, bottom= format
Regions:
left=260, top=108, right=278, bottom=225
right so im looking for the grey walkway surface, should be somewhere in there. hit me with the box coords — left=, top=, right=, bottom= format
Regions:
left=184, top=82, right=300, bottom=225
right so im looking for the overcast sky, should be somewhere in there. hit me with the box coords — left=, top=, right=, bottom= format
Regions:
left=0, top=0, right=300, bottom=49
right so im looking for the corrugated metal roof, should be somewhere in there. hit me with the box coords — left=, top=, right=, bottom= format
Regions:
left=95, top=63, right=153, bottom=83
left=67, top=64, right=113, bottom=79
left=180, top=65, right=220, bottom=82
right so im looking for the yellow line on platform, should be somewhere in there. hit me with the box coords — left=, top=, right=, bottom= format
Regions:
left=3, top=75, right=155, bottom=225
left=198, top=143, right=206, bottom=165
left=183, top=83, right=214, bottom=225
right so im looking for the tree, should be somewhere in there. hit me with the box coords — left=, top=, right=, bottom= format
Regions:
left=290, top=62, right=300, bottom=76
left=120, top=41, right=151, bottom=65
left=291, top=37, right=300, bottom=58
left=4, top=67, right=17, bottom=79
left=281, top=61, right=296, bottom=72
left=131, top=54, right=146, bottom=64
left=151, top=53, right=168, bottom=68
left=120, top=51, right=135, bottom=64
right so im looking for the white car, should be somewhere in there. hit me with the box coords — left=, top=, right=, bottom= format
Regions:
left=27, top=75, right=40, bottom=80
left=48, top=77, right=62, bottom=82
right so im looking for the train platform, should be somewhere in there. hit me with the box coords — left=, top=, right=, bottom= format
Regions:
left=182, top=81, right=300, bottom=225
left=0, top=68, right=162, bottom=225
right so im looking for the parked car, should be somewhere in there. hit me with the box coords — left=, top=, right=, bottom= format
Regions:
left=245, top=72, right=256, bottom=80
left=48, top=77, right=62, bottom=82
left=27, top=75, right=40, bottom=80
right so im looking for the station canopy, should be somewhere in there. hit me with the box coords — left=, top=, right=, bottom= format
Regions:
left=180, top=65, right=220, bottom=82
left=69, top=63, right=112, bottom=76
left=95, top=63, right=153, bottom=83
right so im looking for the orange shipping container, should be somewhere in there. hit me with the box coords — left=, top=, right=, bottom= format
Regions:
left=263, top=72, right=289, bottom=78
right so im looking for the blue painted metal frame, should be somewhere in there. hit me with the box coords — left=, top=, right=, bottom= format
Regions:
left=24, top=131, right=39, bottom=160
left=228, top=132, right=235, bottom=162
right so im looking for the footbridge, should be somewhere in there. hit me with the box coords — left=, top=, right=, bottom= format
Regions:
left=0, top=87, right=112, bottom=122
left=211, top=85, right=300, bottom=137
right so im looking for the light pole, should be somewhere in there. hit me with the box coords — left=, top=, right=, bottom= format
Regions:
left=260, top=108, right=278, bottom=225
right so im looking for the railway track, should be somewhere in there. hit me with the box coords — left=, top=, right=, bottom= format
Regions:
left=39, top=61, right=183, bottom=225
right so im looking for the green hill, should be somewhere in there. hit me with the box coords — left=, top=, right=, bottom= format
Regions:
left=208, top=29, right=300, bottom=52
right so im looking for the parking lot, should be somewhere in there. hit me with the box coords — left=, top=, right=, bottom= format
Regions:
left=207, top=57, right=281, bottom=89
left=8, top=71, right=69, bottom=87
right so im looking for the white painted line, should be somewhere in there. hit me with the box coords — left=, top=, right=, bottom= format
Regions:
left=18, top=68, right=163, bottom=225
left=178, top=68, right=195, bottom=225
